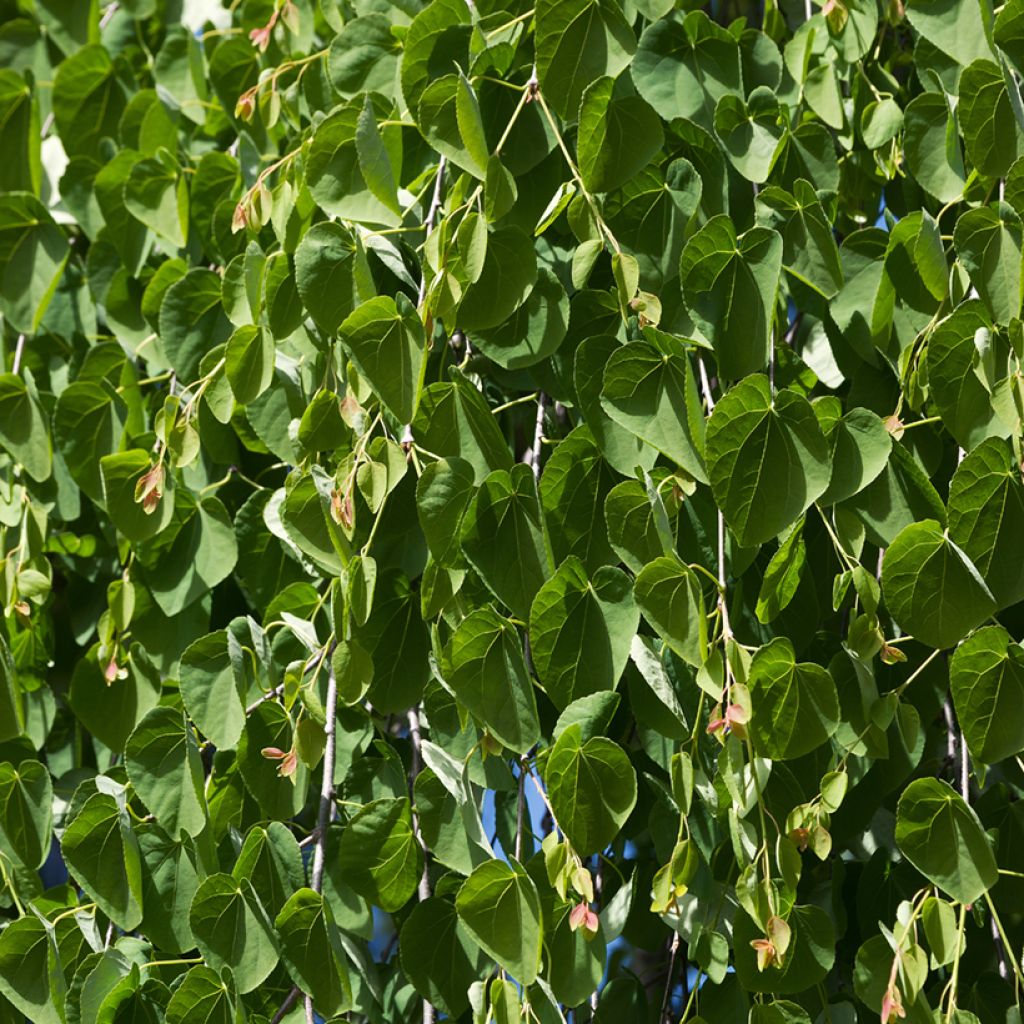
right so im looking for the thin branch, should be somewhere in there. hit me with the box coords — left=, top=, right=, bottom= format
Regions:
left=270, top=988, right=301, bottom=1024
left=11, top=335, right=24, bottom=376
left=945, top=696, right=1012, bottom=981
left=271, top=659, right=338, bottom=1024
left=530, top=393, right=549, bottom=478
left=417, top=157, right=448, bottom=308
left=515, top=757, right=526, bottom=862
left=660, top=933, right=681, bottom=1023
left=407, top=706, right=435, bottom=1024
left=310, top=664, right=338, bottom=893
left=245, top=683, right=284, bottom=715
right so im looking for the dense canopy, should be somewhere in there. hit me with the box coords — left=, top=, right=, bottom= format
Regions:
left=0, top=0, right=1022, bottom=1021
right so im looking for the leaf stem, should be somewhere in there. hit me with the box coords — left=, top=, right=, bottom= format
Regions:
left=532, top=88, right=621, bottom=255
left=984, top=892, right=1024, bottom=993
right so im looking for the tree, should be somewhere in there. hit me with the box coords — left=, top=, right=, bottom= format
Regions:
left=0, top=0, right=1021, bottom=1020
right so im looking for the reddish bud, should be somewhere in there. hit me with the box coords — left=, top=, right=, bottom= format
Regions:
left=750, top=938, right=777, bottom=972
left=568, top=901, right=599, bottom=940
left=249, top=23, right=273, bottom=52
left=235, top=89, right=256, bottom=122
left=880, top=985, right=906, bottom=1023
left=331, top=488, right=354, bottom=528
left=788, top=827, right=810, bottom=851
left=134, top=462, right=164, bottom=515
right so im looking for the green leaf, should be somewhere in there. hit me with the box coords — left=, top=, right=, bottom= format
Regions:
left=529, top=557, right=639, bottom=710
left=99, top=449, right=175, bottom=543
left=949, top=626, right=1024, bottom=764
left=548, top=904, right=606, bottom=1007
left=905, top=0, right=995, bottom=67
left=0, top=759, right=51, bottom=869
left=0, top=71, right=39, bottom=195
left=412, top=377, right=514, bottom=483
left=137, top=825, right=202, bottom=954
left=165, top=966, right=238, bottom=1024
left=294, top=221, right=370, bottom=334
left=237, top=700, right=307, bottom=820
left=748, top=637, right=840, bottom=759
left=714, top=89, right=785, bottom=184
left=606, top=160, right=702, bottom=291
left=67, top=644, right=162, bottom=752
left=576, top=334, right=659, bottom=477
left=456, top=860, right=543, bottom=984
left=275, top=888, right=350, bottom=1016
left=357, top=570, right=431, bottom=713
left=958, top=59, right=1024, bottom=178
left=634, top=556, right=707, bottom=667
left=124, top=155, right=189, bottom=248
left=456, top=225, right=537, bottom=331
left=733, top=905, right=835, bottom=994
left=903, top=93, right=967, bottom=204
left=0, top=373, right=52, bottom=482
left=125, top=706, right=207, bottom=839
left=925, top=300, right=1008, bottom=451
left=948, top=437, right=1024, bottom=608
left=895, top=778, right=998, bottom=904
left=473, top=267, right=569, bottom=370
left=704, top=375, right=831, bottom=547
left=444, top=606, right=541, bottom=753
left=331, top=14, right=402, bottom=99
left=534, top=0, right=636, bottom=118
left=540, top=425, right=617, bottom=572
left=400, top=897, right=487, bottom=1019
left=881, top=520, right=996, bottom=649
left=754, top=179, right=844, bottom=299
left=634, top=12, right=742, bottom=128
left=755, top=520, right=806, bottom=624
left=159, top=268, right=232, bottom=382
left=0, top=192, right=71, bottom=333
left=356, top=94, right=402, bottom=216
left=62, top=791, right=144, bottom=931
left=680, top=217, right=782, bottom=380
left=818, top=407, right=891, bottom=506
left=305, top=97, right=404, bottom=226
left=545, top=723, right=637, bottom=855
left=578, top=75, right=663, bottom=194
left=953, top=204, right=1023, bottom=326
left=189, top=873, right=279, bottom=993
left=53, top=381, right=128, bottom=501
left=461, top=464, right=552, bottom=619
left=341, top=293, right=425, bottom=424
left=179, top=631, right=244, bottom=750
left=416, top=456, right=476, bottom=567
left=52, top=44, right=126, bottom=158
left=136, top=492, right=238, bottom=617
left=337, top=797, right=423, bottom=913
left=599, top=338, right=707, bottom=483
left=604, top=480, right=666, bottom=573
left=0, top=916, right=62, bottom=1024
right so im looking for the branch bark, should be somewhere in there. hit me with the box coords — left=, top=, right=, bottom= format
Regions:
left=407, top=706, right=435, bottom=1023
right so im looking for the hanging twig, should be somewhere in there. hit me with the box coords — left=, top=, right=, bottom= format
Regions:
left=530, top=393, right=549, bottom=477
left=945, top=696, right=1011, bottom=981
left=416, top=157, right=448, bottom=308
left=407, top=706, right=435, bottom=1024
left=310, top=664, right=338, bottom=892
left=11, top=335, right=24, bottom=376
left=659, top=933, right=681, bottom=1023
left=270, top=988, right=301, bottom=1024
left=271, top=659, right=339, bottom=1024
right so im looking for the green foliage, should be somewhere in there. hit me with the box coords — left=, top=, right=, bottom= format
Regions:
left=0, top=1, right=1021, bottom=1022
